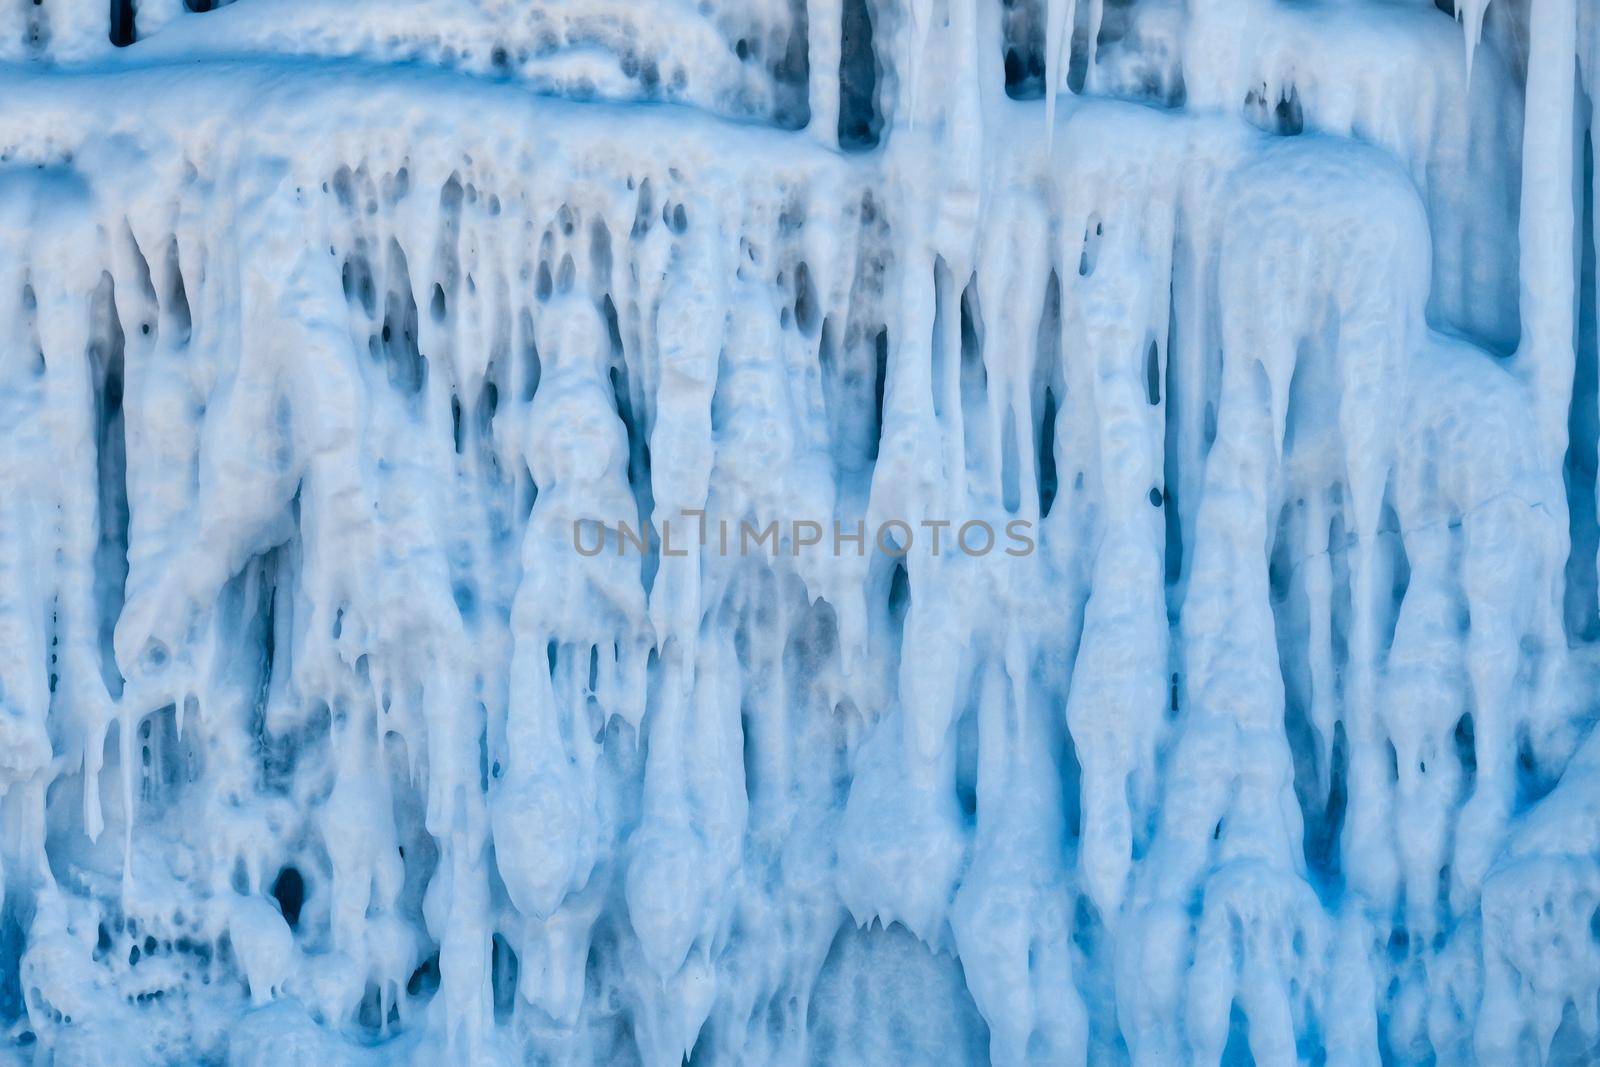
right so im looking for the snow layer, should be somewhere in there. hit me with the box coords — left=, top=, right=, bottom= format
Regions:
left=0, top=0, right=1597, bottom=1064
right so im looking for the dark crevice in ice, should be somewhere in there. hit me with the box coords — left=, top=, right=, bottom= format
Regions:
left=1565, top=126, right=1600, bottom=641
left=838, top=0, right=882, bottom=150
left=109, top=0, right=135, bottom=47
left=90, top=272, right=129, bottom=699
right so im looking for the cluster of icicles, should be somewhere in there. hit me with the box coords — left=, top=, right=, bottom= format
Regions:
left=0, top=0, right=1598, bottom=1063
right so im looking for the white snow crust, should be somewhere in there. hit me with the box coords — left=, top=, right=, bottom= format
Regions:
left=0, top=0, right=1598, bottom=1064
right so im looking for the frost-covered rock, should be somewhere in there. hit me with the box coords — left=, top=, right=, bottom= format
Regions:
left=0, top=0, right=1597, bottom=1064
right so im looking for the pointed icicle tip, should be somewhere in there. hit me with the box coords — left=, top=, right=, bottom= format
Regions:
left=1460, top=0, right=1488, bottom=86
left=1044, top=0, right=1077, bottom=152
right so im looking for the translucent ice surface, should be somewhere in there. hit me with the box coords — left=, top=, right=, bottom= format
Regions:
left=0, top=0, right=1597, bottom=1063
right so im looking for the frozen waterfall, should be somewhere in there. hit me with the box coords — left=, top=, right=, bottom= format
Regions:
left=0, top=0, right=1598, bottom=1063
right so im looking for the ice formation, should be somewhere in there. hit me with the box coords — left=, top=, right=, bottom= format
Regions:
left=0, top=0, right=1598, bottom=1063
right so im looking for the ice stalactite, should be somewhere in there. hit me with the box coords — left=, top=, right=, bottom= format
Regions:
left=0, top=0, right=1598, bottom=1064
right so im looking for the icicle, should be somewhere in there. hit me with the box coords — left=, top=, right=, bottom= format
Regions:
left=1514, top=0, right=1578, bottom=476
left=808, top=0, right=842, bottom=146
left=1044, top=0, right=1078, bottom=150
left=1081, top=0, right=1105, bottom=95
left=1459, top=0, right=1489, bottom=84
left=906, top=0, right=933, bottom=132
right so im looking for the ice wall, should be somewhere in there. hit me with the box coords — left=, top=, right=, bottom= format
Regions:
left=0, top=0, right=1597, bottom=1064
